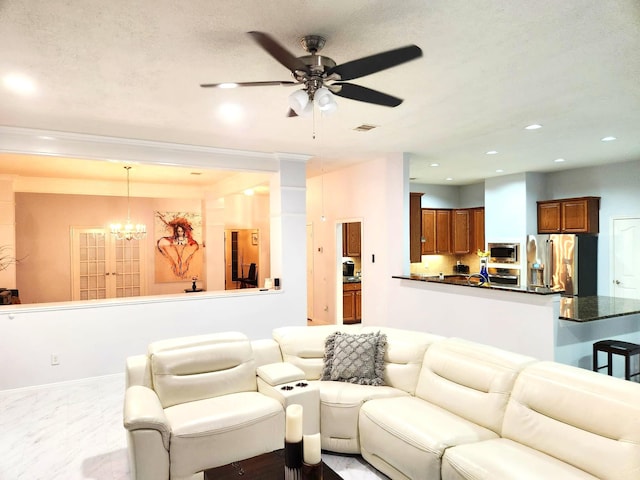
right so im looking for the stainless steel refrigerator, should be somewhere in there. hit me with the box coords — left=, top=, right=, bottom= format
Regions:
left=526, top=234, right=598, bottom=296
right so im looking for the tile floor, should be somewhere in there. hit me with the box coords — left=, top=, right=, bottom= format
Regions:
left=0, top=374, right=388, bottom=480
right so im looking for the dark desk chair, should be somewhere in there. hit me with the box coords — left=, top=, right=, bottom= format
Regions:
left=239, top=263, right=258, bottom=288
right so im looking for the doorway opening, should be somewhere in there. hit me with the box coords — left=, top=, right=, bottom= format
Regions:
left=339, top=220, right=363, bottom=324
left=224, top=229, right=259, bottom=290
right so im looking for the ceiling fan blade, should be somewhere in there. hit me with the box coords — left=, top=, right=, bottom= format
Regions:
left=332, top=82, right=403, bottom=107
left=286, top=108, right=298, bottom=117
left=248, top=31, right=310, bottom=74
left=328, top=45, right=422, bottom=81
left=200, top=81, right=297, bottom=88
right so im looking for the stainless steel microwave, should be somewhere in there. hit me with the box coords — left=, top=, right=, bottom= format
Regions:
left=488, top=243, right=519, bottom=264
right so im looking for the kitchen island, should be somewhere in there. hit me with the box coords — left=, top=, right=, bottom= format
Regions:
left=390, top=274, right=640, bottom=377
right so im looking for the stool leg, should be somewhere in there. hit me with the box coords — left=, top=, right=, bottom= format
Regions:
left=607, top=352, right=613, bottom=376
left=625, top=355, right=631, bottom=381
left=592, top=345, right=597, bottom=372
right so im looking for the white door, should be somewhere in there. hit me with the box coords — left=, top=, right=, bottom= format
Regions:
left=612, top=218, right=640, bottom=299
left=71, top=227, right=146, bottom=300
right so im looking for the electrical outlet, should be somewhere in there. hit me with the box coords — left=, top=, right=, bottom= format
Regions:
left=50, top=354, right=60, bottom=366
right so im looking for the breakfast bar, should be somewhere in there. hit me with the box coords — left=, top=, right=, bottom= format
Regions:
left=392, top=274, right=640, bottom=377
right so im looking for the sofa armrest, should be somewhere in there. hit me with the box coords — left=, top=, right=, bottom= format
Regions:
left=257, top=362, right=306, bottom=386
left=124, top=385, right=171, bottom=450
left=126, top=354, right=152, bottom=388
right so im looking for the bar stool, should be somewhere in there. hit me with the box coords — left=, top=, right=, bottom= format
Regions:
left=592, top=339, right=640, bottom=381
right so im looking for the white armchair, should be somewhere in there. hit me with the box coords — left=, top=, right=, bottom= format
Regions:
left=123, top=332, right=285, bottom=480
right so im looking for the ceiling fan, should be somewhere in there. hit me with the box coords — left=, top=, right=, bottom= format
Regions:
left=200, top=31, right=422, bottom=116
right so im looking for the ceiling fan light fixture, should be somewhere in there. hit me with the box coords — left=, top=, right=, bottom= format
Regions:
left=315, top=87, right=337, bottom=112
left=288, top=89, right=309, bottom=115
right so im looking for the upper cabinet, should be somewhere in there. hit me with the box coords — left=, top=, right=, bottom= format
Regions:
left=342, top=222, right=361, bottom=256
left=452, top=209, right=470, bottom=254
left=537, top=197, right=600, bottom=234
left=422, top=209, right=452, bottom=254
left=421, top=207, right=484, bottom=256
left=470, top=207, right=485, bottom=252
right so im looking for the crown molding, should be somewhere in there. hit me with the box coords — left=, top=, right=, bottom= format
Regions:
left=0, top=126, right=310, bottom=172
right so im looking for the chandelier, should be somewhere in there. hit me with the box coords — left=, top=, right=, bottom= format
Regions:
left=110, top=166, right=146, bottom=241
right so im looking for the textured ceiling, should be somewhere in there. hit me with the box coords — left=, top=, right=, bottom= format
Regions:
left=1, top=0, right=639, bottom=185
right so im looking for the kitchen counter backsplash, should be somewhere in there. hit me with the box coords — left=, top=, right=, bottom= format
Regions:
left=410, top=252, right=480, bottom=277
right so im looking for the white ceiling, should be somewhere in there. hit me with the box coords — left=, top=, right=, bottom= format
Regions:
left=1, top=0, right=639, bottom=186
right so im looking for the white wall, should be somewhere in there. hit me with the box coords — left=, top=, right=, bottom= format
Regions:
left=0, top=291, right=298, bottom=390
left=389, top=279, right=559, bottom=361
left=484, top=173, right=528, bottom=243
left=307, top=154, right=407, bottom=325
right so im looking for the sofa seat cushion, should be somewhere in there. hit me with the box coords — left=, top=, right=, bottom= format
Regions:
left=314, top=380, right=409, bottom=454
left=164, top=391, right=284, bottom=477
left=359, top=396, right=499, bottom=480
left=442, top=438, right=599, bottom=480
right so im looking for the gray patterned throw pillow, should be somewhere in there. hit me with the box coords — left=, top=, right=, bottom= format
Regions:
left=321, top=332, right=387, bottom=385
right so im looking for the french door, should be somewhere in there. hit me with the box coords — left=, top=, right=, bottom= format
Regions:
left=70, top=227, right=146, bottom=301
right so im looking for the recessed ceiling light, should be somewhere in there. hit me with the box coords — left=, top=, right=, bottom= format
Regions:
left=3, top=73, right=36, bottom=95
left=486, top=150, right=498, bottom=155
left=554, top=158, right=565, bottom=163
left=218, top=83, right=239, bottom=89
left=445, top=177, right=453, bottom=181
left=601, top=136, right=616, bottom=142
left=524, top=124, right=542, bottom=130
left=496, top=169, right=504, bottom=173
left=244, top=188, right=255, bottom=196
left=430, top=163, right=440, bottom=167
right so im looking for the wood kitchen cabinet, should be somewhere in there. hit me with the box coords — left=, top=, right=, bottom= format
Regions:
left=452, top=209, right=471, bottom=254
left=342, top=222, right=361, bottom=256
left=343, top=282, right=361, bottom=324
left=537, top=197, right=600, bottom=234
left=422, top=209, right=451, bottom=254
left=421, top=209, right=436, bottom=254
left=471, top=207, right=485, bottom=253
left=410, top=193, right=423, bottom=263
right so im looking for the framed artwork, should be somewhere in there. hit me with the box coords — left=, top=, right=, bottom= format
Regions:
left=251, top=231, right=258, bottom=245
left=154, top=211, right=203, bottom=282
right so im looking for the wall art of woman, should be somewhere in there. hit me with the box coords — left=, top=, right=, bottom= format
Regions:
left=156, top=214, right=200, bottom=279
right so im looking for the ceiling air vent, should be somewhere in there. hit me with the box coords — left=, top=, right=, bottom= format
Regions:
left=354, top=124, right=378, bottom=132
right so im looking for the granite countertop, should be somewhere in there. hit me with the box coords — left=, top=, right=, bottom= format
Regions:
left=559, top=296, right=640, bottom=322
left=392, top=274, right=560, bottom=295
left=343, top=276, right=362, bottom=284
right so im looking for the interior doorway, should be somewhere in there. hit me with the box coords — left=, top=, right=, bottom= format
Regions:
left=224, top=229, right=259, bottom=289
left=612, top=217, right=640, bottom=299
left=338, top=220, right=363, bottom=325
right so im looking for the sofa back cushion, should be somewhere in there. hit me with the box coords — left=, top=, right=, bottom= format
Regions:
left=502, top=361, right=640, bottom=480
left=362, top=327, right=444, bottom=394
left=415, top=338, right=536, bottom=434
left=273, top=326, right=443, bottom=394
left=273, top=325, right=362, bottom=379
left=149, top=332, right=257, bottom=408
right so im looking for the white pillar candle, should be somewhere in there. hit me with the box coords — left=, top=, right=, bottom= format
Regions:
left=285, top=404, right=303, bottom=443
left=303, top=432, right=322, bottom=465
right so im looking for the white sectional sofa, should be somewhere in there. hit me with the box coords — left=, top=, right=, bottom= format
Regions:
left=124, top=325, right=640, bottom=480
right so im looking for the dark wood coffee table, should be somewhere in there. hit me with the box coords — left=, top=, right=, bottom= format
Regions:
left=204, top=449, right=342, bottom=479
